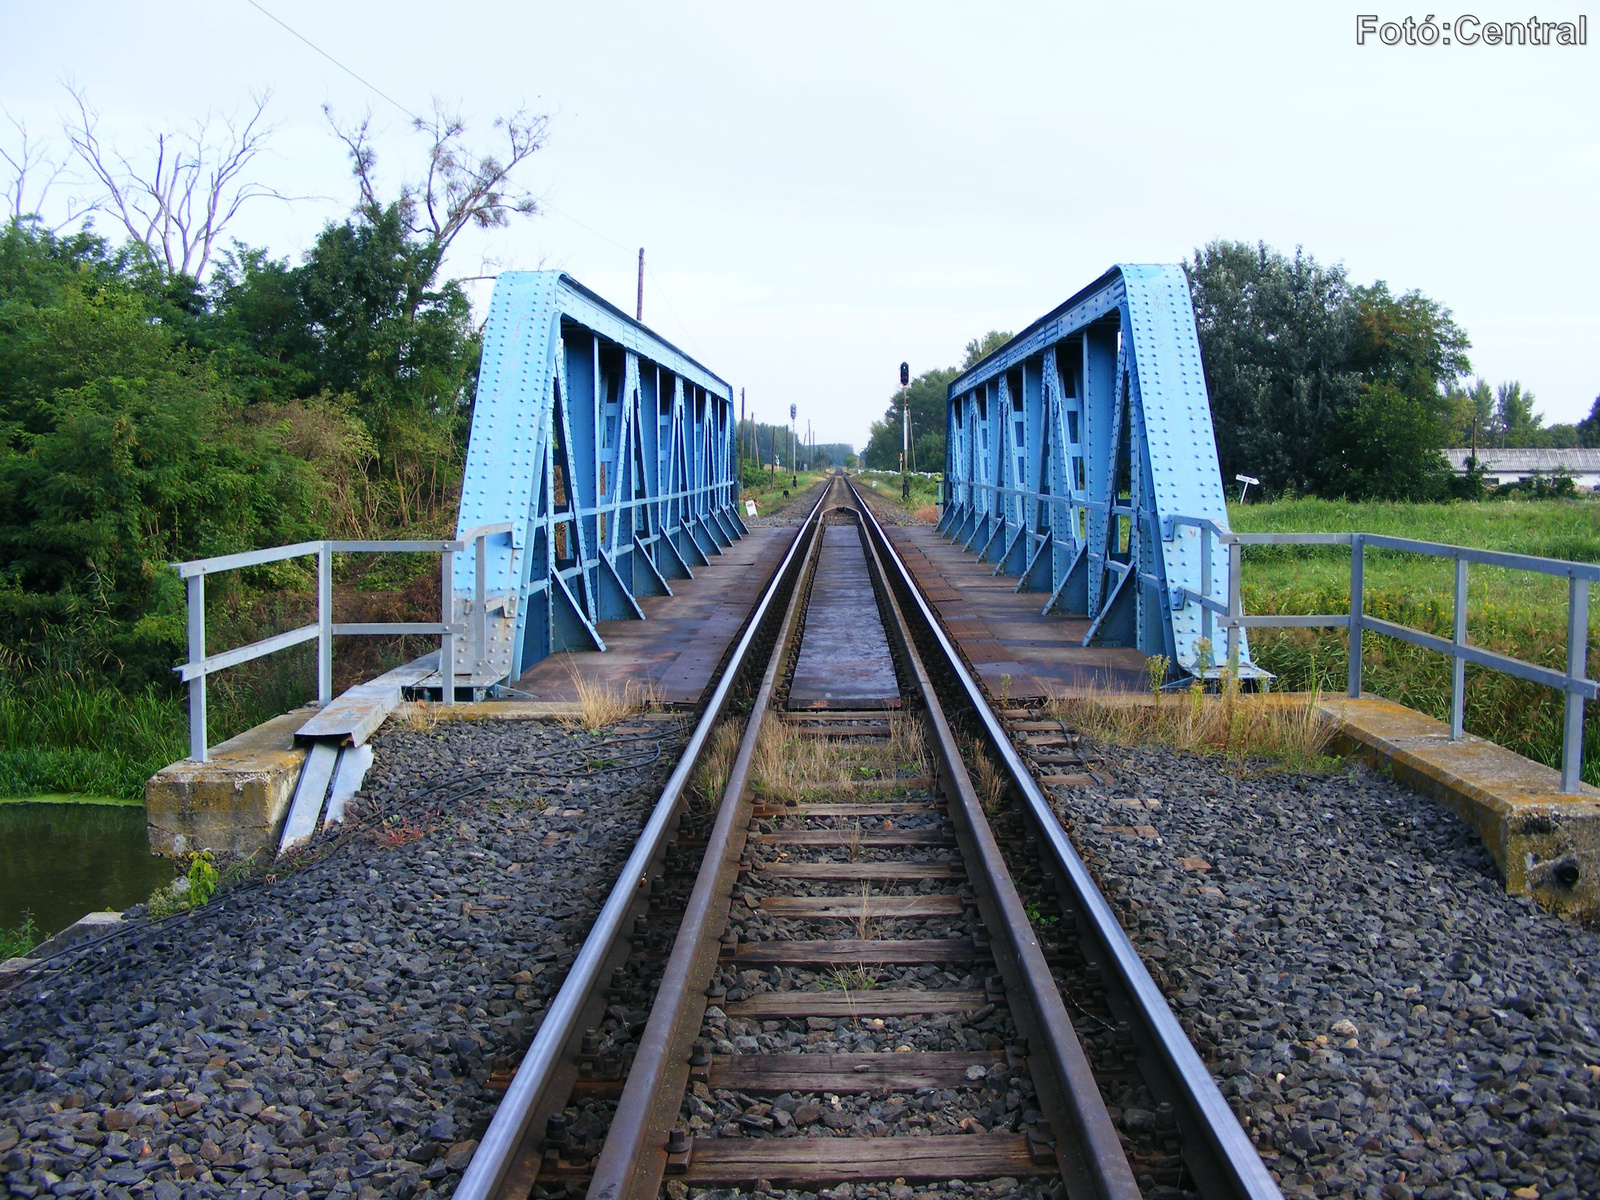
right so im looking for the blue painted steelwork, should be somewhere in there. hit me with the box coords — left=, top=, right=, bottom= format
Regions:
left=452, top=272, right=746, bottom=689
left=937, top=264, right=1260, bottom=681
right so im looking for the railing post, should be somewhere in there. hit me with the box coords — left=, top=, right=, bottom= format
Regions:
left=1450, top=555, right=1468, bottom=740
left=318, top=542, right=334, bottom=705
left=1562, top=577, right=1589, bottom=793
left=1200, top=525, right=1213, bottom=655
left=474, top=533, right=488, bottom=678
left=1348, top=534, right=1365, bottom=698
left=441, top=547, right=456, bottom=705
left=187, top=573, right=208, bottom=763
left=1226, top=539, right=1242, bottom=678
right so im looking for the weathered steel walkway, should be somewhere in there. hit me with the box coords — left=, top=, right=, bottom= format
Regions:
left=887, top=524, right=1146, bottom=700
left=511, top=526, right=791, bottom=705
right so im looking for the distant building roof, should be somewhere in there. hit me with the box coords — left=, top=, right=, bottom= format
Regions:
left=1443, top=448, right=1600, bottom=474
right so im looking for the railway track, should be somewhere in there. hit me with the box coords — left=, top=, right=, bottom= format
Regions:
left=458, top=475, right=1282, bottom=1200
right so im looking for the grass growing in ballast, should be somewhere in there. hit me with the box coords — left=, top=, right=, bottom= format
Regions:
left=1228, top=496, right=1600, bottom=784
left=1051, top=663, right=1339, bottom=776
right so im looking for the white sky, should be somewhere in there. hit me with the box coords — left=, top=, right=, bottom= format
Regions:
left=4, top=0, right=1598, bottom=450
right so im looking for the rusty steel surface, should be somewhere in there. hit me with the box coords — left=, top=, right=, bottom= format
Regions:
left=787, top=523, right=900, bottom=709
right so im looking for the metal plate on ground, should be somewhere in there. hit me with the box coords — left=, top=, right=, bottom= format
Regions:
left=788, top=525, right=900, bottom=709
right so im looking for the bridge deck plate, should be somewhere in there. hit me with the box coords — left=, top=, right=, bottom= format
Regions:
left=512, top=526, right=791, bottom=706
left=887, top=525, right=1147, bottom=699
left=788, top=525, right=900, bottom=709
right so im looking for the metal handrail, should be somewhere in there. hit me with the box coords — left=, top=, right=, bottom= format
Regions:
left=1164, top=517, right=1597, bottom=793
left=170, top=523, right=513, bottom=762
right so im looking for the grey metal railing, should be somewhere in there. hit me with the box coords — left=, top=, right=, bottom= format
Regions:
left=172, top=524, right=513, bottom=763
left=1162, top=517, right=1600, bottom=793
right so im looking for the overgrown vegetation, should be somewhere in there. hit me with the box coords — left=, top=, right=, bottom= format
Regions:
left=748, top=715, right=928, bottom=803
left=1, top=98, right=546, bottom=793
left=1231, top=498, right=1600, bottom=782
left=0, top=668, right=185, bottom=799
left=741, top=469, right=828, bottom=518
left=852, top=469, right=941, bottom=522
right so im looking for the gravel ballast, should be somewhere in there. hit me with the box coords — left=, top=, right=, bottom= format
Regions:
left=0, top=714, right=686, bottom=1200
left=1047, top=743, right=1600, bottom=1200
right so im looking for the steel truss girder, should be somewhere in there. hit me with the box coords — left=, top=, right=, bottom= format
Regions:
left=941, top=264, right=1256, bottom=679
left=453, top=272, right=743, bottom=687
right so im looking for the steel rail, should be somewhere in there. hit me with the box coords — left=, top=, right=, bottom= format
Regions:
left=455, top=486, right=831, bottom=1200
left=849, top=478, right=1284, bottom=1200
left=587, top=476, right=1138, bottom=1200
left=584, top=477, right=835, bottom=1200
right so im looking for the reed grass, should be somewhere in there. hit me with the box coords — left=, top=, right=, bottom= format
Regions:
left=0, top=674, right=189, bottom=800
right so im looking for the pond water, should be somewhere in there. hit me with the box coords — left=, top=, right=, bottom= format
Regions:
left=0, top=801, right=178, bottom=942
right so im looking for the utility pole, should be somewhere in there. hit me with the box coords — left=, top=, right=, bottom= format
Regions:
left=900, top=361, right=911, bottom=500
left=739, top=387, right=745, bottom=488
left=635, top=248, right=644, bottom=322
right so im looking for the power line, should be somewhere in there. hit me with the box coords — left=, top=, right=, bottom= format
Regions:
left=243, top=0, right=422, bottom=123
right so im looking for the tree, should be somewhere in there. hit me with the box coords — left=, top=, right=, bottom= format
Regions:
left=1576, top=397, right=1600, bottom=448
left=64, top=86, right=287, bottom=281
left=1446, top=377, right=1495, bottom=448
left=862, top=365, right=960, bottom=470
left=962, top=330, right=1012, bottom=369
left=1188, top=241, right=1470, bottom=500
left=1492, top=381, right=1541, bottom=447
left=0, top=219, right=320, bottom=684
left=2, top=114, right=96, bottom=232
left=325, top=100, right=548, bottom=283
left=1187, top=241, right=1362, bottom=495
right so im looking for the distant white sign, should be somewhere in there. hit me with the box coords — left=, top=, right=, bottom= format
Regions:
left=745, top=499, right=758, bottom=517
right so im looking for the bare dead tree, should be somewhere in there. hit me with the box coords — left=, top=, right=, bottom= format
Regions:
left=63, top=85, right=289, bottom=279
left=325, top=98, right=548, bottom=267
left=1, top=113, right=97, bottom=231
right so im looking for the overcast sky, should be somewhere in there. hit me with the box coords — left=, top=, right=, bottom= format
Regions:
left=5, top=0, right=1597, bottom=449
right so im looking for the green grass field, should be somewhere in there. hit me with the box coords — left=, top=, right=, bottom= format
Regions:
left=1227, top=497, right=1600, bottom=782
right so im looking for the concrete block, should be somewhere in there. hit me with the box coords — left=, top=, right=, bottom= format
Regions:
left=144, top=706, right=316, bottom=859
left=1317, top=695, right=1600, bottom=920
